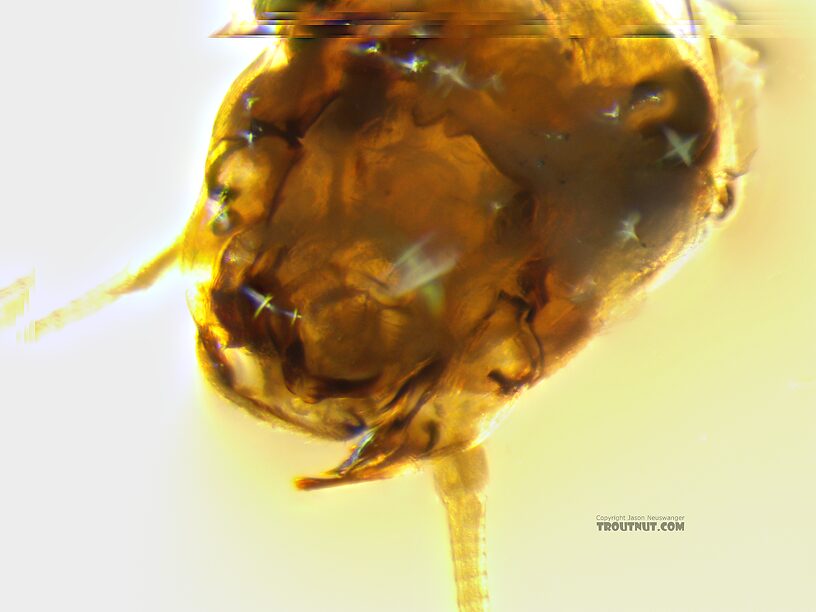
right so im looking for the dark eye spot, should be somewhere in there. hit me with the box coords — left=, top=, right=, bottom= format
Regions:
left=627, top=67, right=714, bottom=139
left=629, top=82, right=665, bottom=109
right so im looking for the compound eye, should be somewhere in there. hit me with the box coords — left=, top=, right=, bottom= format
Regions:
left=626, top=66, right=715, bottom=159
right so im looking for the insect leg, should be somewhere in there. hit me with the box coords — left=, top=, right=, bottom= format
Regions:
left=0, top=272, right=34, bottom=331
left=25, top=240, right=181, bottom=341
left=433, top=445, right=490, bottom=612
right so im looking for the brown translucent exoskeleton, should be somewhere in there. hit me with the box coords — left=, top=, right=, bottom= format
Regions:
left=20, top=1, right=759, bottom=609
